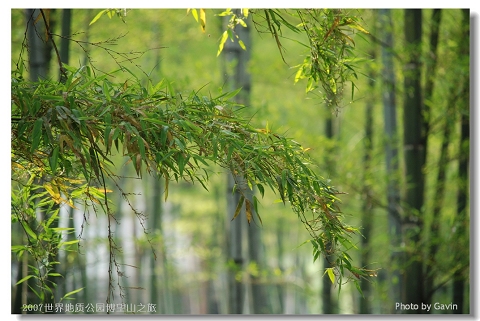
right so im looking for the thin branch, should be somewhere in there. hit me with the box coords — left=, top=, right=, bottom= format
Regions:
left=39, top=9, right=67, bottom=81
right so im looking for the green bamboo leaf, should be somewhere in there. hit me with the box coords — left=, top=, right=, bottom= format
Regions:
left=60, top=239, right=80, bottom=247
left=294, top=65, right=304, bottom=83
left=325, top=267, right=335, bottom=284
left=89, top=10, right=107, bottom=25
left=217, top=30, right=229, bottom=56
left=49, top=146, right=60, bottom=173
left=256, top=183, right=265, bottom=198
left=66, top=76, right=81, bottom=92
left=271, top=10, right=300, bottom=33
left=177, top=153, right=185, bottom=176
left=30, top=118, right=43, bottom=153
left=184, top=120, right=202, bottom=134
left=28, top=285, right=41, bottom=301
left=51, top=227, right=76, bottom=232
left=61, top=287, right=85, bottom=301
left=281, top=169, right=288, bottom=195
left=238, top=39, right=246, bottom=50
left=16, top=274, right=34, bottom=286
left=342, top=255, right=352, bottom=269
left=45, top=208, right=60, bottom=228
left=103, top=81, right=111, bottom=102
left=89, top=147, right=100, bottom=178
left=21, top=221, right=37, bottom=241
left=293, top=239, right=311, bottom=250
left=227, top=144, right=235, bottom=162
left=153, top=78, right=165, bottom=92
left=313, top=249, right=320, bottom=263
left=11, top=245, right=26, bottom=253
left=222, top=87, right=243, bottom=101
left=275, top=175, right=285, bottom=204
left=104, top=125, right=112, bottom=153
left=354, top=280, right=364, bottom=298
left=137, top=136, right=146, bottom=160
left=144, top=118, right=167, bottom=126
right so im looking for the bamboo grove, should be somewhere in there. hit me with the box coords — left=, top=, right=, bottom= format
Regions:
left=11, top=8, right=372, bottom=306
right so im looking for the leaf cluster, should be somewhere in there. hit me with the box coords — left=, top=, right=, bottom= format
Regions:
left=11, top=172, right=82, bottom=303
left=12, top=61, right=371, bottom=291
left=251, top=9, right=368, bottom=110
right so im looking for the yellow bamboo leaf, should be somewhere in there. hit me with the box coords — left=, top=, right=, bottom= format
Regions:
left=43, top=182, right=61, bottom=201
left=231, top=195, right=245, bottom=221
left=199, top=9, right=206, bottom=32
left=245, top=199, right=252, bottom=225
left=11, top=162, right=25, bottom=171
left=65, top=198, right=78, bottom=209
left=191, top=9, right=198, bottom=22
left=99, top=188, right=113, bottom=194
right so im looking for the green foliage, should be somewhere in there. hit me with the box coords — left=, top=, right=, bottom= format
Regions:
left=11, top=171, right=84, bottom=303
left=215, top=9, right=249, bottom=56
left=293, top=9, right=368, bottom=108
left=89, top=9, right=127, bottom=25
left=12, top=60, right=370, bottom=299
left=11, top=9, right=377, bottom=306
left=188, top=8, right=208, bottom=32
left=209, top=8, right=368, bottom=112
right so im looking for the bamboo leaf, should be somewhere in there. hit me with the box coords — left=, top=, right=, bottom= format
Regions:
left=89, top=147, right=100, bottom=178
left=164, top=176, right=169, bottom=202
left=313, top=249, right=320, bottom=263
left=217, top=30, right=229, bottom=56
left=191, top=8, right=198, bottom=22
left=135, top=153, right=142, bottom=177
left=137, top=136, right=146, bottom=160
left=245, top=199, right=253, bottom=224
left=199, top=9, right=206, bottom=32
left=275, top=175, right=285, bottom=204
left=103, top=81, right=111, bottom=101
left=325, top=267, right=335, bottom=284
left=222, top=87, right=242, bottom=100
left=45, top=208, right=60, bottom=228
left=256, top=183, right=265, bottom=198
left=49, top=145, right=60, bottom=173
left=222, top=87, right=243, bottom=101
left=43, top=182, right=61, bottom=201
left=89, top=9, right=107, bottom=25
left=238, top=39, right=246, bottom=51
left=61, top=239, right=80, bottom=246
left=253, top=196, right=263, bottom=225
left=231, top=195, right=245, bottom=221
left=348, top=22, right=370, bottom=34
left=354, top=280, right=364, bottom=298
left=237, top=19, right=247, bottom=28
left=31, top=118, right=43, bottom=153
left=61, top=287, right=85, bottom=301
left=16, top=275, right=34, bottom=286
